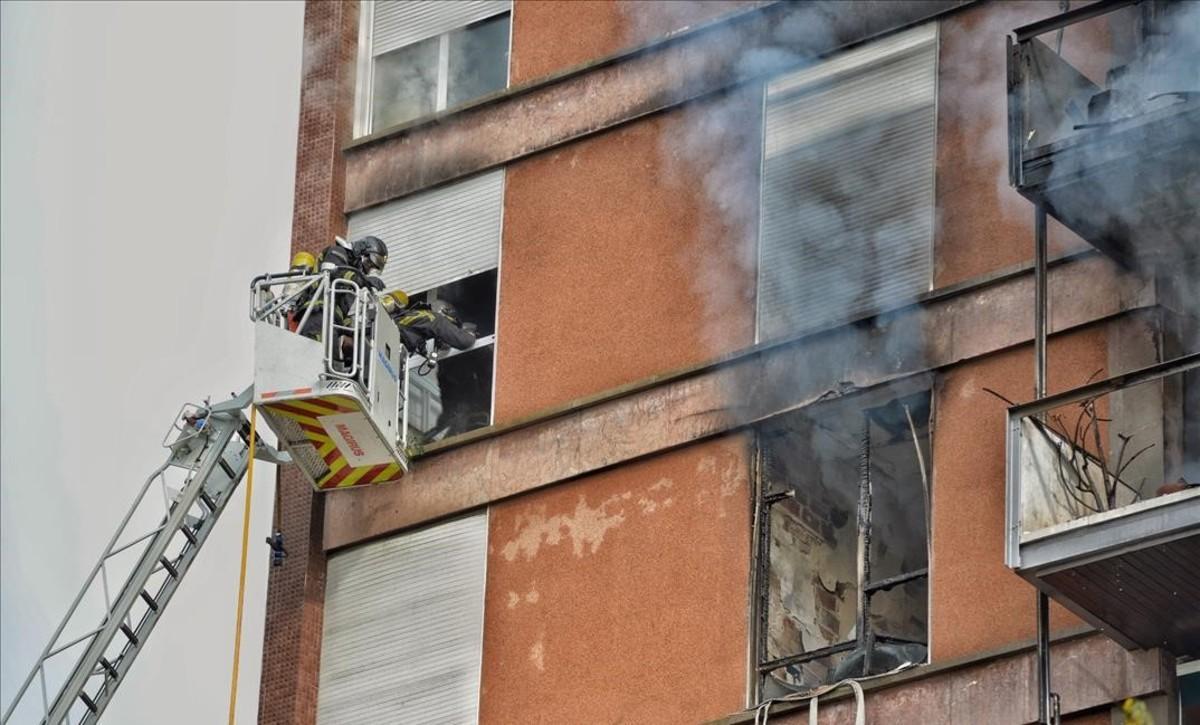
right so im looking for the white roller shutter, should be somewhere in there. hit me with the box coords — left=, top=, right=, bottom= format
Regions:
left=317, top=512, right=489, bottom=725
left=347, top=170, right=504, bottom=295
left=757, top=24, right=937, bottom=343
left=372, top=1, right=511, bottom=57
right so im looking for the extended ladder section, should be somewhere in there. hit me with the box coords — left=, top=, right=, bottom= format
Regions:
left=1, top=388, right=286, bottom=725
left=2, top=268, right=409, bottom=724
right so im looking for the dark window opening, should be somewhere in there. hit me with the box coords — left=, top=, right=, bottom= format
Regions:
left=405, top=269, right=497, bottom=444
left=756, top=388, right=932, bottom=700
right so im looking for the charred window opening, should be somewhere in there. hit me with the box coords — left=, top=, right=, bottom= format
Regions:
left=755, top=387, right=932, bottom=699
left=406, top=269, right=497, bottom=443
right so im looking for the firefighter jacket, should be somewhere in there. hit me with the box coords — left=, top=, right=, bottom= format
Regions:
left=390, top=305, right=476, bottom=356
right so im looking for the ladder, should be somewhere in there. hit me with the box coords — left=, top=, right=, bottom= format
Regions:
left=2, top=387, right=287, bottom=725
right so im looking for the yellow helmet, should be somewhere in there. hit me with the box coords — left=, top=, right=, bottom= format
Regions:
left=290, top=251, right=317, bottom=273
left=379, top=290, right=408, bottom=314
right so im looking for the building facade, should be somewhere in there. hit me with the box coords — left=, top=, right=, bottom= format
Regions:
left=259, top=1, right=1199, bottom=723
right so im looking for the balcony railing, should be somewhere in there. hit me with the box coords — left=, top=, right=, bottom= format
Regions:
left=1007, top=0, right=1200, bottom=270
left=1005, top=353, right=1200, bottom=653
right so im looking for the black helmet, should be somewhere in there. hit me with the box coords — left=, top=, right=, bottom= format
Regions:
left=351, top=236, right=388, bottom=275
left=432, top=300, right=460, bottom=323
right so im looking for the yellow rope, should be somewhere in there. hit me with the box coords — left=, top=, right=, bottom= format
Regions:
left=228, top=406, right=256, bottom=725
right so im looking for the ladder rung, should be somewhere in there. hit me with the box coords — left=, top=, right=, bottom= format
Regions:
left=219, top=459, right=237, bottom=479
left=119, top=624, right=139, bottom=646
left=159, top=556, right=179, bottom=579
left=139, top=590, right=160, bottom=612
left=199, top=492, right=217, bottom=511
left=180, top=526, right=198, bottom=546
left=79, top=691, right=99, bottom=713
left=99, top=657, right=118, bottom=679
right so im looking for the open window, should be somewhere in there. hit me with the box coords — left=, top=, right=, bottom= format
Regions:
left=404, top=269, right=497, bottom=442
left=754, top=383, right=932, bottom=699
left=347, top=169, right=504, bottom=445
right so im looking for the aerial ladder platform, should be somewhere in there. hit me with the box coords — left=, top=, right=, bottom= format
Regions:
left=3, top=269, right=412, bottom=724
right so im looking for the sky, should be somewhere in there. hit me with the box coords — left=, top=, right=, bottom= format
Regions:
left=1, top=1, right=304, bottom=722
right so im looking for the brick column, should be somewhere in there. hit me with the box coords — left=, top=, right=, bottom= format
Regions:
left=258, top=2, right=358, bottom=723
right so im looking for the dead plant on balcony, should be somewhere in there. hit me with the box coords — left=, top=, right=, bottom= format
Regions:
left=985, top=371, right=1153, bottom=515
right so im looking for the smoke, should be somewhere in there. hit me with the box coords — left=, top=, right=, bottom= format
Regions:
left=620, top=1, right=940, bottom=395
left=1026, top=1, right=1200, bottom=350
left=616, top=0, right=1198, bottom=398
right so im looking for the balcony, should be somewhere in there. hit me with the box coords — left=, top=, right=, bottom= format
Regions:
left=1007, top=0, right=1200, bottom=272
left=1005, top=354, right=1200, bottom=655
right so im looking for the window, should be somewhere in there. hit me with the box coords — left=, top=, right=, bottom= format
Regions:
left=754, top=385, right=932, bottom=699
left=404, top=269, right=498, bottom=441
left=757, top=24, right=937, bottom=343
left=347, top=169, right=504, bottom=443
left=317, top=512, right=488, bottom=724
left=356, top=1, right=511, bottom=136
left=1180, top=659, right=1200, bottom=724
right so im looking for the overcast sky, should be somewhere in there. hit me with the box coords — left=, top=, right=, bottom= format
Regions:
left=2, top=2, right=304, bottom=722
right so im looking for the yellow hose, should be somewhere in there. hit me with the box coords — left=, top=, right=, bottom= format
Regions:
left=227, top=406, right=256, bottom=725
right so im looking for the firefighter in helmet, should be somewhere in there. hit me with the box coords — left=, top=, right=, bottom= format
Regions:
left=380, top=293, right=477, bottom=357
left=380, top=292, right=479, bottom=439
left=297, top=236, right=389, bottom=342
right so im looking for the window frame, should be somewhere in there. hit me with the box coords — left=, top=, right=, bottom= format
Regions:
left=750, top=375, right=935, bottom=701
left=753, top=23, right=939, bottom=344
left=354, top=1, right=513, bottom=138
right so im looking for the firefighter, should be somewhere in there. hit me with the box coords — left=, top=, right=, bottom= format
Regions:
left=318, top=235, right=388, bottom=278
left=380, top=293, right=479, bottom=439
left=282, top=251, right=318, bottom=330
left=298, top=236, right=389, bottom=343
left=382, top=294, right=477, bottom=357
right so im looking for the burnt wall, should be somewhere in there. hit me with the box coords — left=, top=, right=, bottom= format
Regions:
left=493, top=87, right=761, bottom=422
left=718, top=632, right=1168, bottom=724
left=479, top=435, right=752, bottom=723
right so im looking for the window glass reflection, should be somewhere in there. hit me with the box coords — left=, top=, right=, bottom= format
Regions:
left=372, top=37, right=438, bottom=130
left=447, top=14, right=510, bottom=108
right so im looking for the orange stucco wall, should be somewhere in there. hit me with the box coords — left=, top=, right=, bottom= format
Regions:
left=510, top=0, right=757, bottom=85
left=493, top=87, right=761, bottom=422
left=934, top=1, right=1096, bottom=287
left=930, top=323, right=1115, bottom=661
left=479, top=434, right=752, bottom=724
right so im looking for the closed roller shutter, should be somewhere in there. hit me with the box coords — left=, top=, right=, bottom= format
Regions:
left=758, top=24, right=937, bottom=343
left=317, top=512, right=488, bottom=725
left=372, top=0, right=511, bottom=57
left=347, top=169, right=504, bottom=295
